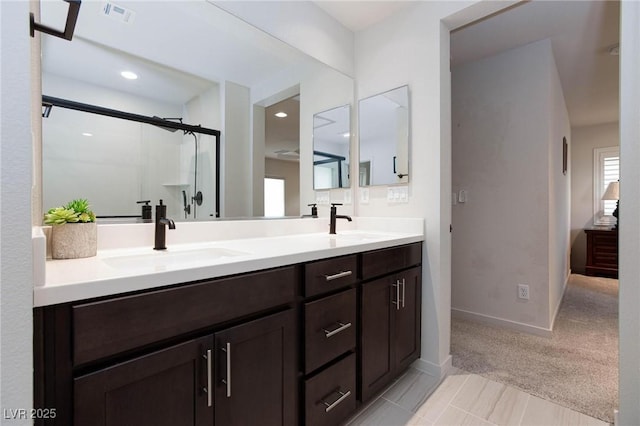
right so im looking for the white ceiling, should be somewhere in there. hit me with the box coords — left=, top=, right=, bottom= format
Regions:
left=317, top=0, right=620, bottom=127
left=313, top=1, right=415, bottom=32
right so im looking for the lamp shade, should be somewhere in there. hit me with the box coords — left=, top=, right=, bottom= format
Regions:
left=602, top=181, right=619, bottom=201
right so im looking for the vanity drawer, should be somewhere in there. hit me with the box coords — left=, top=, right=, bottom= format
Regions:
left=72, top=266, right=297, bottom=366
left=305, top=255, right=357, bottom=297
left=305, top=288, right=356, bottom=373
left=305, top=353, right=356, bottom=426
left=361, top=242, right=422, bottom=280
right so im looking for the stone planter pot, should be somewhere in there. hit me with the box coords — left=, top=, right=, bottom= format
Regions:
left=51, top=222, right=97, bottom=259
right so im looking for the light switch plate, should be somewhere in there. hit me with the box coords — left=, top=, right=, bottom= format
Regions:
left=316, top=191, right=330, bottom=205
left=388, top=186, right=409, bottom=203
left=343, top=190, right=352, bottom=205
left=359, top=188, right=369, bottom=204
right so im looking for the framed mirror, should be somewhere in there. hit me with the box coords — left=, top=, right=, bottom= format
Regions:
left=39, top=1, right=353, bottom=221
left=312, top=105, right=351, bottom=189
left=358, top=85, right=410, bottom=186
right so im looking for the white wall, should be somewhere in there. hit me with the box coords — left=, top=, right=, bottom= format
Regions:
left=618, top=1, right=640, bottom=422
left=451, top=40, right=570, bottom=333
left=570, top=123, right=619, bottom=273
left=222, top=81, right=251, bottom=217
left=212, top=0, right=355, bottom=77
left=1, top=1, right=34, bottom=421
left=354, top=1, right=477, bottom=374
left=548, top=51, right=571, bottom=327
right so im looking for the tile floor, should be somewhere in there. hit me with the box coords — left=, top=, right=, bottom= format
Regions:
left=346, top=367, right=609, bottom=426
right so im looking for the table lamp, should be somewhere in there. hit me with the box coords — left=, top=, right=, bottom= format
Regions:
left=602, top=181, right=619, bottom=229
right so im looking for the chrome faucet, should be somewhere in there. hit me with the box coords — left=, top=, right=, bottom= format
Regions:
left=329, top=203, right=352, bottom=234
left=154, top=199, right=175, bottom=250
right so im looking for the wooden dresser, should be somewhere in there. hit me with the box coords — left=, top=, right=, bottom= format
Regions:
left=584, top=228, right=618, bottom=278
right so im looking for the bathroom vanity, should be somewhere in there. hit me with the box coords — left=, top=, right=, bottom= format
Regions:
left=33, top=219, right=423, bottom=426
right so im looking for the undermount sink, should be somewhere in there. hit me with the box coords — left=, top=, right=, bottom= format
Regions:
left=102, top=247, right=249, bottom=271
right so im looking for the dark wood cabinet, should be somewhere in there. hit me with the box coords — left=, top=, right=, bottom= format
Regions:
left=214, top=310, right=296, bottom=426
left=585, top=228, right=618, bottom=278
left=35, top=242, right=423, bottom=426
left=73, top=310, right=295, bottom=426
left=304, top=288, right=356, bottom=374
left=304, top=353, right=356, bottom=426
left=361, top=265, right=422, bottom=402
left=302, top=254, right=359, bottom=426
left=35, top=266, right=298, bottom=426
left=74, top=336, right=213, bottom=426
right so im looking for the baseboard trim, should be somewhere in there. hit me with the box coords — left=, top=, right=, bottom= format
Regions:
left=452, top=308, right=553, bottom=338
left=412, top=355, right=452, bottom=379
left=550, top=271, right=571, bottom=331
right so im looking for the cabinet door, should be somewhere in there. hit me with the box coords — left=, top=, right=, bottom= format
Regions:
left=214, top=309, right=296, bottom=426
left=360, top=276, right=393, bottom=402
left=74, top=336, right=213, bottom=426
left=394, top=266, right=422, bottom=372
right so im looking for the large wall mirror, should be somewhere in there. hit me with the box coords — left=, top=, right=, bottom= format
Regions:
left=358, top=85, right=410, bottom=186
left=39, top=1, right=353, bottom=221
left=313, top=105, right=350, bottom=189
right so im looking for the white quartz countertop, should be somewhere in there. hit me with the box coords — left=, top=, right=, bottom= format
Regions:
left=34, top=218, right=424, bottom=307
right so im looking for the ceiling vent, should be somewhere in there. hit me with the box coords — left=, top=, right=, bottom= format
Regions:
left=274, top=149, right=300, bottom=160
left=102, top=2, right=136, bottom=24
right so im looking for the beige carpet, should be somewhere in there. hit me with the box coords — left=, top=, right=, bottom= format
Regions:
left=451, top=274, right=618, bottom=423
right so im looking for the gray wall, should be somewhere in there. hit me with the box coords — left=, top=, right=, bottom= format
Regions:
left=451, top=39, right=571, bottom=332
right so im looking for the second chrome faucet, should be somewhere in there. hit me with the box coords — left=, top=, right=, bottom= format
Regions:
left=154, top=200, right=175, bottom=250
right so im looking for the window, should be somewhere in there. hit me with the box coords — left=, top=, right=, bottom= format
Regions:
left=593, top=146, right=619, bottom=225
left=264, top=177, right=285, bottom=217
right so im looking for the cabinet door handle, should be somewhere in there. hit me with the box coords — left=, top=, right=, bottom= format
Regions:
left=221, top=343, right=231, bottom=398
left=402, top=278, right=406, bottom=309
left=322, top=389, right=352, bottom=413
left=323, top=321, right=352, bottom=338
left=392, top=281, right=401, bottom=310
left=324, top=270, right=352, bottom=281
left=203, top=349, right=212, bottom=407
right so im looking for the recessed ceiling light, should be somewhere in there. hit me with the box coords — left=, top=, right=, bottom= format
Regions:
left=343, top=132, right=350, bottom=138
left=82, top=132, right=93, bottom=137
left=120, top=70, right=138, bottom=80
left=275, top=112, right=287, bottom=118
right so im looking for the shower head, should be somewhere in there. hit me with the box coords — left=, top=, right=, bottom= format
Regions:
left=152, top=116, right=183, bottom=133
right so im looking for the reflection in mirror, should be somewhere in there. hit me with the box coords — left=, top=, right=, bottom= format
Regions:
left=42, top=95, right=220, bottom=221
left=358, top=85, right=410, bottom=186
left=39, top=1, right=354, bottom=221
left=264, top=96, right=300, bottom=217
left=313, top=105, right=351, bottom=189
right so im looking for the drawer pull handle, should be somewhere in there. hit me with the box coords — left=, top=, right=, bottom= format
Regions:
left=323, top=322, right=352, bottom=338
left=324, top=270, right=353, bottom=281
left=204, top=349, right=212, bottom=407
left=402, top=278, right=406, bottom=308
left=221, top=343, right=231, bottom=397
left=322, top=389, right=352, bottom=413
left=392, top=281, right=401, bottom=310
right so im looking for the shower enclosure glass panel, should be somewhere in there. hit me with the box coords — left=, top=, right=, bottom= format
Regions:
left=42, top=105, right=219, bottom=221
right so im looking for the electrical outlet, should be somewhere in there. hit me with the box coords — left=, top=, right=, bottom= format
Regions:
left=518, top=284, right=529, bottom=300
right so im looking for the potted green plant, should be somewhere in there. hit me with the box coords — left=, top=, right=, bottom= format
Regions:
left=44, top=199, right=97, bottom=259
